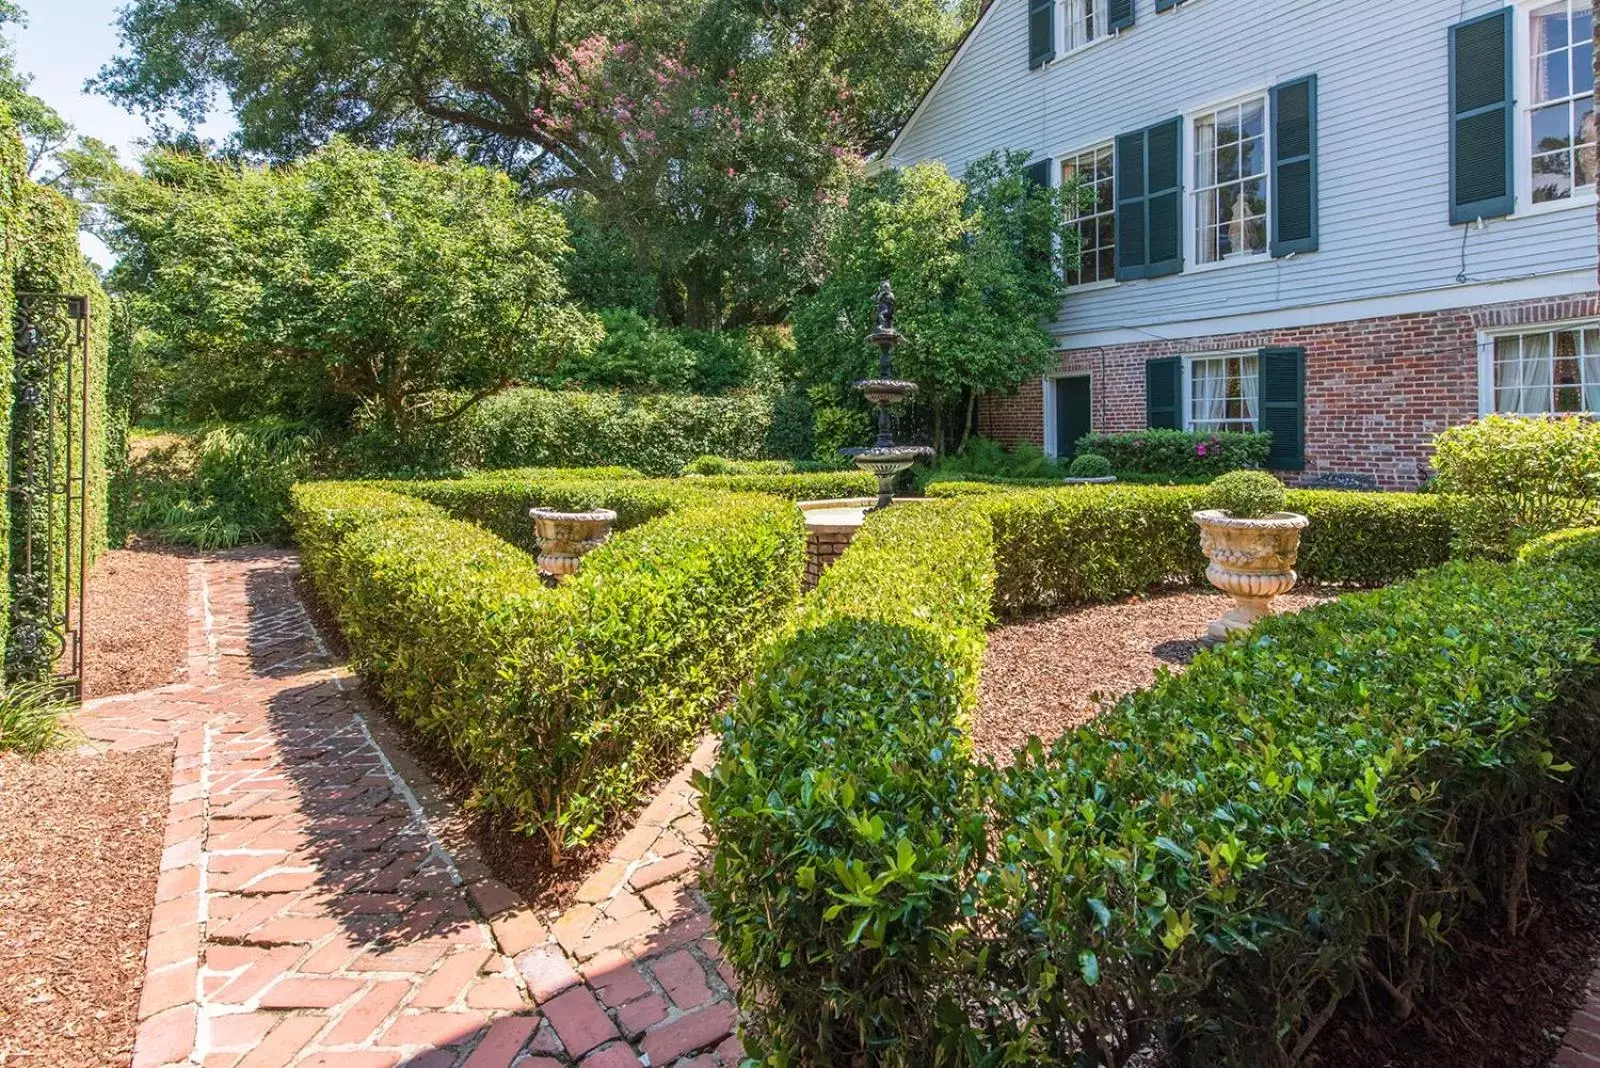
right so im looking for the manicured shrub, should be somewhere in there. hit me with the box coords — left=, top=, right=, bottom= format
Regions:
left=1517, top=525, right=1600, bottom=568
left=472, top=465, right=645, bottom=482
left=1066, top=453, right=1113, bottom=479
left=1076, top=428, right=1270, bottom=478
left=707, top=511, right=1600, bottom=1065
left=1433, top=414, right=1600, bottom=558
left=701, top=500, right=994, bottom=1066
left=293, top=481, right=806, bottom=861
left=1289, top=489, right=1455, bottom=585
left=1204, top=469, right=1286, bottom=518
left=681, top=455, right=853, bottom=476
left=343, top=387, right=799, bottom=476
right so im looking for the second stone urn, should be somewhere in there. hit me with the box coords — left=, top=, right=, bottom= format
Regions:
left=1193, top=509, right=1310, bottom=645
left=530, top=507, right=618, bottom=578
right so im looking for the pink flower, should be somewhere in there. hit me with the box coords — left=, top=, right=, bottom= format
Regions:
left=1196, top=443, right=1208, bottom=456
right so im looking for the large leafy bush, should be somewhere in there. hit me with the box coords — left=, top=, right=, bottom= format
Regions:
left=1076, top=429, right=1271, bottom=478
left=704, top=500, right=1600, bottom=1065
left=293, top=479, right=806, bottom=861
left=1433, top=414, right=1600, bottom=558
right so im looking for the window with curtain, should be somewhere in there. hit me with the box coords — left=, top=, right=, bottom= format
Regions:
left=1493, top=326, right=1600, bottom=414
left=1530, top=0, right=1597, bottom=204
left=1188, top=354, right=1260, bottom=431
left=1059, top=0, right=1099, bottom=52
left=1062, top=145, right=1115, bottom=286
left=1193, top=96, right=1269, bottom=264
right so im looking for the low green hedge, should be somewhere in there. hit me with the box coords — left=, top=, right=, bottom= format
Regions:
left=292, top=481, right=806, bottom=859
left=1077, top=429, right=1271, bottom=478
left=682, top=455, right=852, bottom=476
left=1518, top=525, right=1600, bottom=568
left=471, top=465, right=646, bottom=482
left=924, top=484, right=1454, bottom=616
left=704, top=510, right=1600, bottom=1065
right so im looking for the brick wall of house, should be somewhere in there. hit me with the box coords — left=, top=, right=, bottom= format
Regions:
left=977, top=293, right=1600, bottom=488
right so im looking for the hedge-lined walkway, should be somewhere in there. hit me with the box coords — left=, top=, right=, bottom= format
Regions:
left=75, top=550, right=740, bottom=1068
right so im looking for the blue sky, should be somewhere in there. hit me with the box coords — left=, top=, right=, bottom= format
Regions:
left=12, top=0, right=236, bottom=260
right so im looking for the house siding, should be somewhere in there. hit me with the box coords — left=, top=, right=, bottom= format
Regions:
left=890, top=0, right=1596, bottom=342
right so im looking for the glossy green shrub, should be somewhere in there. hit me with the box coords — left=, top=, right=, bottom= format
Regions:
left=708, top=514, right=1600, bottom=1065
left=681, top=455, right=854, bottom=476
left=1066, top=453, right=1113, bottom=479
left=1289, top=489, right=1455, bottom=585
left=294, top=481, right=806, bottom=860
left=1203, top=469, right=1286, bottom=518
left=1433, top=415, right=1600, bottom=558
left=701, top=501, right=995, bottom=1065
left=1076, top=428, right=1270, bottom=477
left=1518, top=525, right=1600, bottom=568
left=472, top=465, right=645, bottom=481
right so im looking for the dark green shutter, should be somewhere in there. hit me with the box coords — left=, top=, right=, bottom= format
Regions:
left=1155, top=0, right=1181, bottom=11
left=1449, top=9, right=1514, bottom=224
left=1258, top=347, right=1306, bottom=470
left=1029, top=0, right=1055, bottom=69
left=1146, top=358, right=1182, bottom=429
left=1144, top=118, right=1183, bottom=278
left=1108, top=0, right=1135, bottom=32
left=1270, top=75, right=1318, bottom=257
left=1025, top=158, right=1053, bottom=188
left=1115, top=131, right=1148, bottom=280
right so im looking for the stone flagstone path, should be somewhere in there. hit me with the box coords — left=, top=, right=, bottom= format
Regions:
left=76, top=550, right=740, bottom=1068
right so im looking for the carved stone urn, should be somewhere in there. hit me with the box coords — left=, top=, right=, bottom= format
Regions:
left=1192, top=509, right=1310, bottom=645
left=530, top=507, right=618, bottom=578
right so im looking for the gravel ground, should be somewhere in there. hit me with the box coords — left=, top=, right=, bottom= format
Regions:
left=0, top=746, right=170, bottom=1067
left=974, top=589, right=1330, bottom=762
left=83, top=542, right=191, bottom=699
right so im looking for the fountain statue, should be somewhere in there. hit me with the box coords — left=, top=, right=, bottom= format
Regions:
left=843, top=282, right=933, bottom=510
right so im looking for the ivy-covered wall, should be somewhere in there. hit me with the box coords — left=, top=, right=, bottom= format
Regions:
left=0, top=101, right=127, bottom=678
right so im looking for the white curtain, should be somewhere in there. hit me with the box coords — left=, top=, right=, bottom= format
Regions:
left=1195, top=120, right=1218, bottom=262
left=1530, top=9, right=1554, bottom=105
left=1238, top=356, right=1259, bottom=425
left=1193, top=360, right=1228, bottom=428
left=1584, top=329, right=1600, bottom=413
left=1498, top=335, right=1554, bottom=414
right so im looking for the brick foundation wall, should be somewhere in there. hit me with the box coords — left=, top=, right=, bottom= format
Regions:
left=804, top=526, right=858, bottom=590
left=978, top=293, right=1600, bottom=489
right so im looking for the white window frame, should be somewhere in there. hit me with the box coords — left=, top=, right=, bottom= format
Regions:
left=1185, top=89, right=1273, bottom=274
left=1059, top=142, right=1119, bottom=291
left=1514, top=0, right=1599, bottom=217
left=1182, top=351, right=1262, bottom=433
left=1042, top=370, right=1094, bottom=459
left=1476, top=318, right=1600, bottom=416
left=1055, top=0, right=1112, bottom=58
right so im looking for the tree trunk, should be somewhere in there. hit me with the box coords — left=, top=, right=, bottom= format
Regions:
left=957, top=390, right=978, bottom=454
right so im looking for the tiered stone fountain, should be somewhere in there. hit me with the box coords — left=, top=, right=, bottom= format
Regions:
left=842, top=282, right=933, bottom=511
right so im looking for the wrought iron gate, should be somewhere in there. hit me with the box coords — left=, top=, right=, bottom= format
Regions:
left=9, top=292, right=90, bottom=692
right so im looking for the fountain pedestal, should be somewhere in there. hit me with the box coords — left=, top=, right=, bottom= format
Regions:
left=843, top=288, right=932, bottom=510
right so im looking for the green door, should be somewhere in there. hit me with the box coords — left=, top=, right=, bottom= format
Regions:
left=1055, top=376, right=1093, bottom=459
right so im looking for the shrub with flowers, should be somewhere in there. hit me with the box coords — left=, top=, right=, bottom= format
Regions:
left=1075, top=429, right=1270, bottom=479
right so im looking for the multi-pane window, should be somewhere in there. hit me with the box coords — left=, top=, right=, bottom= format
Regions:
left=1061, top=145, right=1115, bottom=286
left=1492, top=326, right=1600, bottom=414
left=1059, top=0, right=1099, bottom=53
left=1530, top=0, right=1597, bottom=204
left=1193, top=97, right=1269, bottom=264
left=1188, top=354, right=1259, bottom=432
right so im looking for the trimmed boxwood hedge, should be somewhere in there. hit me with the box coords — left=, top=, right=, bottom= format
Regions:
left=703, top=502, right=1600, bottom=1066
left=291, top=480, right=805, bottom=860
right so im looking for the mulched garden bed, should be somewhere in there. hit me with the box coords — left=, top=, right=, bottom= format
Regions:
left=973, top=588, right=1329, bottom=762
left=83, top=540, right=191, bottom=699
left=0, top=745, right=170, bottom=1067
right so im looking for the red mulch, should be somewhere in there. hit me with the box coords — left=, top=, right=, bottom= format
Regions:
left=83, top=541, right=191, bottom=699
left=973, top=589, right=1329, bottom=761
left=0, top=746, right=170, bottom=1067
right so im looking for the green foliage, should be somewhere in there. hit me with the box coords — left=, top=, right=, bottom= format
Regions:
left=701, top=500, right=994, bottom=1065
left=1204, top=470, right=1287, bottom=519
left=682, top=455, right=849, bottom=476
left=1518, top=525, right=1600, bottom=569
left=95, top=0, right=975, bottom=328
left=549, top=309, right=788, bottom=395
left=292, top=479, right=806, bottom=861
left=1076, top=429, right=1271, bottom=478
left=805, top=385, right=873, bottom=462
left=707, top=497, right=1600, bottom=1064
left=791, top=155, right=1075, bottom=444
left=1287, top=489, right=1456, bottom=586
left=0, top=679, right=75, bottom=754
left=926, top=436, right=1065, bottom=483
left=1065, top=453, right=1113, bottom=479
left=344, top=388, right=810, bottom=477
left=86, top=140, right=601, bottom=432
left=129, top=422, right=320, bottom=548
left=1433, top=415, right=1600, bottom=559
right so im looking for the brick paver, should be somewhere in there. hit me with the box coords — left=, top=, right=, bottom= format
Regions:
left=76, top=550, right=741, bottom=1068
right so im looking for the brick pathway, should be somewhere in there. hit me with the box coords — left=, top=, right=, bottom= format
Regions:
left=76, top=550, right=740, bottom=1068
left=1555, top=969, right=1600, bottom=1066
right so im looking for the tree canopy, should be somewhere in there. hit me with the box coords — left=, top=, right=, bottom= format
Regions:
left=92, top=0, right=978, bottom=328
left=88, top=139, right=599, bottom=431
left=791, top=153, right=1079, bottom=453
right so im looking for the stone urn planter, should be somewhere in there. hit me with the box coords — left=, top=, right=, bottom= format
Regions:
left=1192, top=509, right=1310, bottom=645
left=530, top=507, right=617, bottom=578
